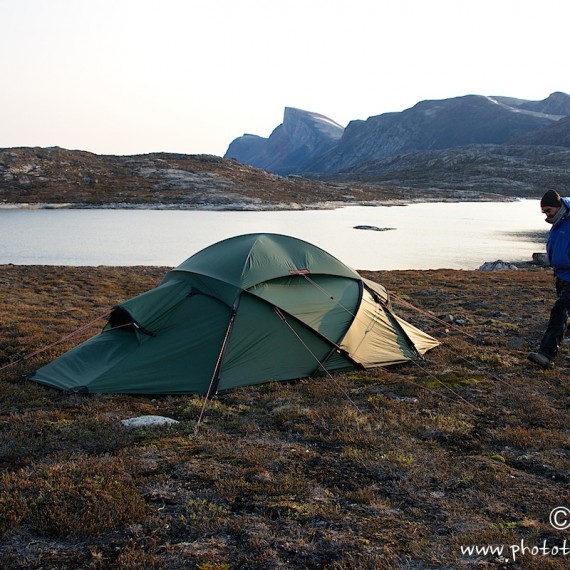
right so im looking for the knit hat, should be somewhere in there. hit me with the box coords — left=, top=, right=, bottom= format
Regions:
left=540, top=190, right=562, bottom=208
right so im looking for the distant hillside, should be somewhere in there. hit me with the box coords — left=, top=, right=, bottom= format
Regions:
left=516, top=91, right=570, bottom=115
left=0, top=146, right=407, bottom=209
left=321, top=144, right=570, bottom=197
left=507, top=115, right=570, bottom=148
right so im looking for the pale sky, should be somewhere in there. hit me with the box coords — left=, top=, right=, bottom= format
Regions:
left=1, top=0, right=569, bottom=157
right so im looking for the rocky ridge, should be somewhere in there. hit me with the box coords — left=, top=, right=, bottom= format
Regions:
left=0, top=146, right=386, bottom=209
left=225, top=107, right=344, bottom=175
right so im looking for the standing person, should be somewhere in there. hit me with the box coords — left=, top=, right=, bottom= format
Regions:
left=528, top=190, right=570, bottom=368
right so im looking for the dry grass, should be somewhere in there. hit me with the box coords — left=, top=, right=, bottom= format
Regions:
left=0, top=265, right=569, bottom=569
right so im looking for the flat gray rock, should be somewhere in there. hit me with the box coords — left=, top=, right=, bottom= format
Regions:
left=120, top=415, right=179, bottom=428
left=353, top=225, right=395, bottom=231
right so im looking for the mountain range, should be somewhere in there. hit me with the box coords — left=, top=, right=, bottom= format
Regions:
left=3, top=93, right=570, bottom=209
left=224, top=93, right=570, bottom=191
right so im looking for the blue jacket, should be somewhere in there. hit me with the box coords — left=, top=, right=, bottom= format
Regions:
left=547, top=197, right=570, bottom=281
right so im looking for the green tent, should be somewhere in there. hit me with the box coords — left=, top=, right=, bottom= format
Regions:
left=29, top=233, right=439, bottom=394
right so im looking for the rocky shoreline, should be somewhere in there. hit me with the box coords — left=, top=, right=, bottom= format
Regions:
left=0, top=190, right=518, bottom=212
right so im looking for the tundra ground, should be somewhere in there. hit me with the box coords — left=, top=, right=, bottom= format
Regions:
left=0, top=265, right=568, bottom=569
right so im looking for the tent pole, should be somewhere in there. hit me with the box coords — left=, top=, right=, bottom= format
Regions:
left=194, top=306, right=238, bottom=435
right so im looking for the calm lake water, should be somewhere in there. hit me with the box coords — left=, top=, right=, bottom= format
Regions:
left=0, top=201, right=548, bottom=270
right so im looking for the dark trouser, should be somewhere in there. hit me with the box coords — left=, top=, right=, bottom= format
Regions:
left=539, top=277, right=570, bottom=359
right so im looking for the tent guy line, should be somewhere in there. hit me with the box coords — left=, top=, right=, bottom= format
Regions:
left=389, top=292, right=478, bottom=341
left=272, top=305, right=364, bottom=413
left=0, top=310, right=112, bottom=373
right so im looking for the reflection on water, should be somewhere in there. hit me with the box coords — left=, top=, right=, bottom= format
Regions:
left=0, top=200, right=547, bottom=270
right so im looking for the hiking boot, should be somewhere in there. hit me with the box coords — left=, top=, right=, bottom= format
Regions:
left=527, top=352, right=554, bottom=369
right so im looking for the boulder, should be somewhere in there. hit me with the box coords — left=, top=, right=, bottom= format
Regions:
left=532, top=252, right=549, bottom=266
left=478, top=260, right=518, bottom=270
